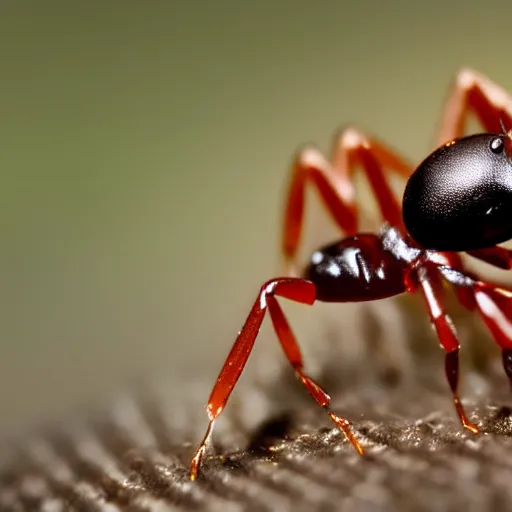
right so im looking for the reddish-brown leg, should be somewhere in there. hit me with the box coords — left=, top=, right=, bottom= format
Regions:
left=470, top=282, right=512, bottom=387
left=431, top=70, right=512, bottom=296
left=190, top=277, right=362, bottom=481
left=282, top=128, right=413, bottom=275
left=467, top=246, right=512, bottom=270
left=437, top=266, right=512, bottom=388
left=428, top=251, right=477, bottom=311
left=437, top=68, right=512, bottom=145
left=415, top=264, right=479, bottom=434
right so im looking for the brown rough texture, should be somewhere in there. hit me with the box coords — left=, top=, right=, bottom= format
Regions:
left=1, top=298, right=512, bottom=512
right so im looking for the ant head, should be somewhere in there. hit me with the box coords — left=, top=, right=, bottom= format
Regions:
left=403, top=131, right=512, bottom=252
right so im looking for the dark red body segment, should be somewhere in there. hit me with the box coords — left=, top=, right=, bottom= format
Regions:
left=304, top=234, right=408, bottom=303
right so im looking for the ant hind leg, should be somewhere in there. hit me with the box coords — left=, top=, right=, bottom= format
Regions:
left=189, top=277, right=363, bottom=481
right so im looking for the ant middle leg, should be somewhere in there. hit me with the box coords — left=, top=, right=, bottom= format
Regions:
left=282, top=128, right=413, bottom=275
left=415, top=264, right=479, bottom=434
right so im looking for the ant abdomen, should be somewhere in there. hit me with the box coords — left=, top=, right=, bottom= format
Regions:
left=304, top=234, right=407, bottom=303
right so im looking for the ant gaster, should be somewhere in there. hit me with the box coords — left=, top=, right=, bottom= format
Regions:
left=190, top=69, right=512, bottom=480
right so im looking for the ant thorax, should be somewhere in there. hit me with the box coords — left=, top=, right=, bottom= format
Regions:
left=380, top=224, right=422, bottom=265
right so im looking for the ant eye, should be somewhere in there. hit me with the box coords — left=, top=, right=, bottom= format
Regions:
left=490, top=137, right=504, bottom=154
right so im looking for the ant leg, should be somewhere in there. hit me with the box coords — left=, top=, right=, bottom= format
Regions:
left=189, top=277, right=362, bottom=481
left=433, top=264, right=512, bottom=388
left=438, top=68, right=512, bottom=145
left=466, top=246, right=512, bottom=270
left=283, top=128, right=412, bottom=274
left=470, top=282, right=512, bottom=387
left=430, top=251, right=476, bottom=310
left=416, top=265, right=479, bottom=434
left=266, top=293, right=363, bottom=454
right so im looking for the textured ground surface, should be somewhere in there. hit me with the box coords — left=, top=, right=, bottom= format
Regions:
left=2, top=300, right=512, bottom=512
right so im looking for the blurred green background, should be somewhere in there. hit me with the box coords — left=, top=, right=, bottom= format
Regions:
left=1, top=1, right=512, bottom=437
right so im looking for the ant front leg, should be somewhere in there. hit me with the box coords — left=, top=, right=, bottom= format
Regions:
left=282, top=128, right=412, bottom=275
left=189, top=277, right=362, bottom=481
left=438, top=68, right=512, bottom=145
left=415, top=264, right=479, bottom=434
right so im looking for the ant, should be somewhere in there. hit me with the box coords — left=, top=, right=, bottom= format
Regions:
left=190, top=69, right=512, bottom=480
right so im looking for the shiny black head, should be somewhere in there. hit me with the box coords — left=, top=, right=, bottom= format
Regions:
left=402, top=132, right=512, bottom=251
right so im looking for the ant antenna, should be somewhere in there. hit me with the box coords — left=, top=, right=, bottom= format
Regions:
left=499, top=117, right=512, bottom=158
left=499, top=117, right=507, bottom=134
left=499, top=117, right=512, bottom=143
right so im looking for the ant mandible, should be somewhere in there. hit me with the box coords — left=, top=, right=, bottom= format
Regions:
left=190, top=69, right=512, bottom=480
